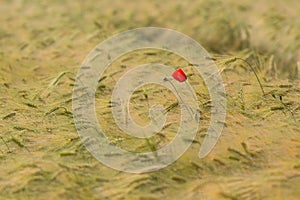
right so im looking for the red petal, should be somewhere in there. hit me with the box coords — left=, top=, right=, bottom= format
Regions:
left=172, top=68, right=187, bottom=82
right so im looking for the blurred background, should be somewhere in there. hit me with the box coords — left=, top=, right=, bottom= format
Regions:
left=0, top=0, right=299, bottom=199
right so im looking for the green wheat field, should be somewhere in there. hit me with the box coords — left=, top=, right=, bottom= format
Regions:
left=0, top=0, right=300, bottom=199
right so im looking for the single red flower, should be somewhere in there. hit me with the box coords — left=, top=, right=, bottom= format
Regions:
left=172, top=68, right=187, bottom=82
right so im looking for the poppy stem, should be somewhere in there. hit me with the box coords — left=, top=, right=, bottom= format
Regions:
left=164, top=77, right=194, bottom=119
left=184, top=81, right=197, bottom=101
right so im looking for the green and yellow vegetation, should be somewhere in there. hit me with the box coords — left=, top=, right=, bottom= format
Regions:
left=0, top=0, right=299, bottom=199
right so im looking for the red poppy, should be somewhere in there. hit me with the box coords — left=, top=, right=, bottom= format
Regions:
left=172, top=68, right=187, bottom=82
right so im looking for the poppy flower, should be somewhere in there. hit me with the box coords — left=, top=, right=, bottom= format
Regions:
left=172, top=68, right=187, bottom=82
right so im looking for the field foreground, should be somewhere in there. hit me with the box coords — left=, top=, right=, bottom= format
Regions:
left=0, top=0, right=300, bottom=199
